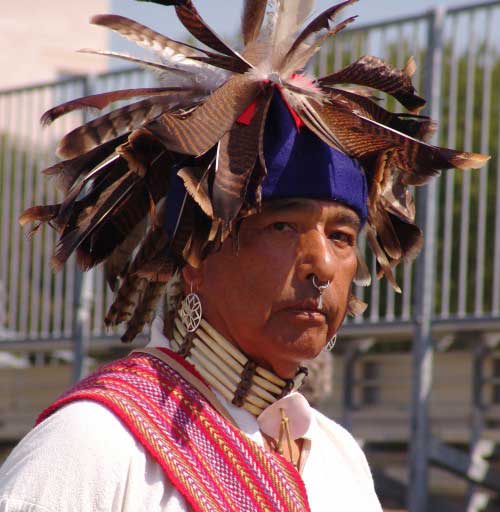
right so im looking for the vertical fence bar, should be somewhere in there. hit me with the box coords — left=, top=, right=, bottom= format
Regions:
left=8, top=93, right=23, bottom=334
left=494, top=110, right=500, bottom=314
left=474, top=12, right=493, bottom=316
left=441, top=21, right=459, bottom=318
left=370, top=254, right=380, bottom=322
left=72, top=270, right=94, bottom=383
left=73, top=76, right=94, bottom=382
left=409, top=7, right=445, bottom=512
left=0, top=94, right=12, bottom=334
left=466, top=340, right=488, bottom=506
left=29, top=88, right=45, bottom=339
left=19, top=92, right=34, bottom=338
left=40, top=103, right=54, bottom=339
left=458, top=12, right=477, bottom=317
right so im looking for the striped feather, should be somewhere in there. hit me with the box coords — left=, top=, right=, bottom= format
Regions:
left=212, top=89, right=273, bottom=222
left=121, top=281, right=168, bottom=343
left=319, top=55, right=426, bottom=113
left=57, top=94, right=188, bottom=159
left=148, top=74, right=261, bottom=156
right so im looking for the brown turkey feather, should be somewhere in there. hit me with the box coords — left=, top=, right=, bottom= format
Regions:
left=284, top=0, right=358, bottom=62
left=354, top=248, right=371, bottom=287
left=138, top=0, right=251, bottom=67
left=178, top=167, right=213, bottom=217
left=242, top=0, right=268, bottom=45
left=78, top=153, right=171, bottom=271
left=52, top=170, right=141, bottom=270
left=283, top=16, right=358, bottom=74
left=19, top=204, right=60, bottom=226
left=121, top=281, right=167, bottom=343
left=41, top=87, right=184, bottom=126
left=386, top=212, right=423, bottom=261
left=128, top=224, right=170, bottom=276
left=327, top=88, right=435, bottom=140
left=55, top=154, right=127, bottom=231
left=135, top=257, right=176, bottom=282
left=307, top=100, right=488, bottom=183
left=298, top=98, right=344, bottom=153
left=57, top=94, right=187, bottom=159
left=105, top=224, right=170, bottom=328
left=212, top=89, right=273, bottom=222
left=379, top=182, right=416, bottom=224
left=319, top=55, right=426, bottom=113
left=369, top=205, right=402, bottom=261
left=90, top=17, right=245, bottom=75
left=91, top=14, right=202, bottom=61
left=43, top=135, right=128, bottom=192
left=189, top=54, right=252, bottom=74
left=105, top=218, right=147, bottom=291
left=103, top=198, right=168, bottom=291
left=105, top=275, right=147, bottom=327
left=356, top=115, right=490, bottom=177
left=366, top=226, right=401, bottom=293
left=148, top=75, right=261, bottom=156
left=348, top=294, right=368, bottom=316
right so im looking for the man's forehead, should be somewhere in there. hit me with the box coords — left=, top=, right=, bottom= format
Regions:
left=261, top=198, right=361, bottom=229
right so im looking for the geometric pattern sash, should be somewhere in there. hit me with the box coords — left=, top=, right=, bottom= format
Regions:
left=37, top=349, right=311, bottom=512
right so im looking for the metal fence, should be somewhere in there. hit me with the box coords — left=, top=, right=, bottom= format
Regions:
left=1, top=2, right=499, bottom=347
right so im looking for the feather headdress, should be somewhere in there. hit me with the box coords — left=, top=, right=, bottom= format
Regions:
left=21, top=0, right=489, bottom=342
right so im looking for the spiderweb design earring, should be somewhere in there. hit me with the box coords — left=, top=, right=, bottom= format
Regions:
left=324, top=334, right=337, bottom=352
left=179, top=291, right=202, bottom=332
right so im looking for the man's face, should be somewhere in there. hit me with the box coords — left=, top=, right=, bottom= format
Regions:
left=187, top=199, right=360, bottom=378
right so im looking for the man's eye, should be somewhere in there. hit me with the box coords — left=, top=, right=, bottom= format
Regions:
left=272, top=222, right=294, bottom=232
left=330, top=231, right=355, bottom=245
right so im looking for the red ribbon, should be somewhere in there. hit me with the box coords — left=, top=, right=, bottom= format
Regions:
left=236, top=85, right=304, bottom=130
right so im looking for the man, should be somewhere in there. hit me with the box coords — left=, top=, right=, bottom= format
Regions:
left=0, top=1, right=488, bottom=511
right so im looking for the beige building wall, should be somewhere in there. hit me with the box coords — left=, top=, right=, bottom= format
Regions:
left=1, top=0, right=111, bottom=90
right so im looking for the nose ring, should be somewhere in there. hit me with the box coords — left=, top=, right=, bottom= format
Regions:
left=312, top=275, right=331, bottom=309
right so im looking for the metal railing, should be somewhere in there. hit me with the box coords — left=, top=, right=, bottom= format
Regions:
left=330, top=0, right=500, bottom=336
left=1, top=2, right=499, bottom=346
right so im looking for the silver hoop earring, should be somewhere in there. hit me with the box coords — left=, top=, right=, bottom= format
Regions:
left=312, top=275, right=331, bottom=309
left=324, top=334, right=337, bottom=352
left=180, top=292, right=203, bottom=332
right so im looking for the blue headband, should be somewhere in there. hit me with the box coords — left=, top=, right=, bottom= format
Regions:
left=166, top=91, right=368, bottom=238
left=262, top=92, right=368, bottom=224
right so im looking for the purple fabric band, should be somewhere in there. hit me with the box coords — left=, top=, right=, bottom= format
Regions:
left=262, top=92, right=368, bottom=224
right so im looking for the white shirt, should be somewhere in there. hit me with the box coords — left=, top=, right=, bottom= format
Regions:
left=0, top=320, right=382, bottom=512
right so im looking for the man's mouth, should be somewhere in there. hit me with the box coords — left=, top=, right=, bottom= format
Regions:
left=284, top=299, right=327, bottom=321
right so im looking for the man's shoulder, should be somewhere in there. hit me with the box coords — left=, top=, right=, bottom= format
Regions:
left=1, top=399, right=142, bottom=478
left=0, top=401, right=144, bottom=511
left=36, top=399, right=139, bottom=452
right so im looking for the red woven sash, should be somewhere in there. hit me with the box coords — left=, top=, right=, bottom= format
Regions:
left=38, top=349, right=311, bottom=512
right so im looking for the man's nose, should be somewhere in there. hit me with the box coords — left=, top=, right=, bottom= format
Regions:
left=297, top=229, right=335, bottom=284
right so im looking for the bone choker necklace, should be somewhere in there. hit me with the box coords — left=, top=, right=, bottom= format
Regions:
left=170, top=314, right=308, bottom=417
